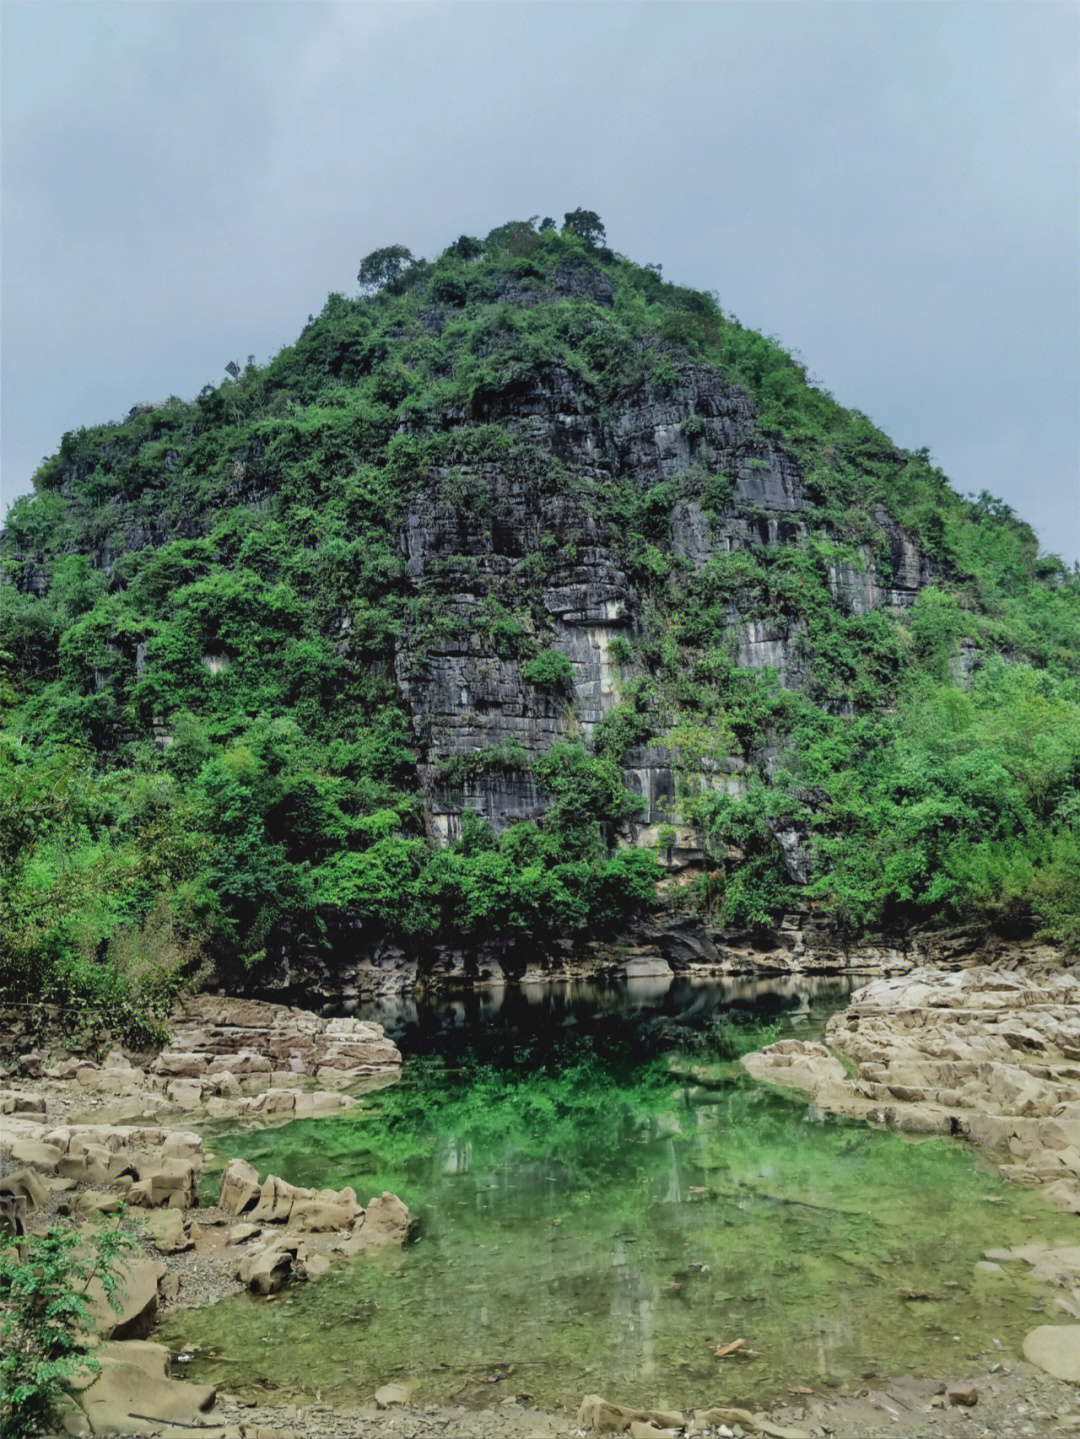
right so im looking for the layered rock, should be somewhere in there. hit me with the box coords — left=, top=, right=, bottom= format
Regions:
left=388, top=346, right=940, bottom=841
left=743, top=963, right=1080, bottom=1212
left=217, top=1159, right=411, bottom=1294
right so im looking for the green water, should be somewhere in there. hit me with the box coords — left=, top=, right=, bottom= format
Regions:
left=162, top=990, right=1074, bottom=1411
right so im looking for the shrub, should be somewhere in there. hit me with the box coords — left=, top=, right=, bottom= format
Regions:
left=1, top=1218, right=136, bottom=1439
left=521, top=648, right=574, bottom=692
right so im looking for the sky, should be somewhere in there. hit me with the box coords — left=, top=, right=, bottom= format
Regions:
left=3, top=2, right=1078, bottom=562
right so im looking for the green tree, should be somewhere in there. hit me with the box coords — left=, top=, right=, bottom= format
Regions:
left=357, top=245, right=414, bottom=293
left=562, top=209, right=606, bottom=246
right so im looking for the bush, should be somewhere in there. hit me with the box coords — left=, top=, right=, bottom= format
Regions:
left=1, top=1218, right=136, bottom=1439
left=521, top=648, right=574, bottom=692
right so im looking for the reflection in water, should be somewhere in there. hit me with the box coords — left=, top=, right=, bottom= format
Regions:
left=352, top=973, right=857, bottom=1064
left=165, top=979, right=1071, bottom=1411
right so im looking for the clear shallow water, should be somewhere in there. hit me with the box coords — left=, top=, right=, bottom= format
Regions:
left=162, top=977, right=1071, bottom=1410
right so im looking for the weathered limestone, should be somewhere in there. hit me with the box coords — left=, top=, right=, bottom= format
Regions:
left=216, top=1162, right=411, bottom=1293
left=0, top=999, right=401, bottom=1177
left=73, top=1339, right=217, bottom=1434
left=85, top=1254, right=169, bottom=1340
left=743, top=963, right=1080, bottom=1211
left=218, top=1157, right=261, bottom=1214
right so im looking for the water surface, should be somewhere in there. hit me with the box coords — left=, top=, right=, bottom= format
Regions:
left=163, top=977, right=1071, bottom=1409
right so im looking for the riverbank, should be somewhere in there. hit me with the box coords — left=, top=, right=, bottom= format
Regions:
left=3, top=953, right=1079, bottom=1436
left=742, top=951, right=1080, bottom=1217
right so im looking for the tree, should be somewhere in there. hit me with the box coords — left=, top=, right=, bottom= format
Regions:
left=562, top=209, right=605, bottom=247
left=357, top=245, right=414, bottom=294
left=448, top=234, right=484, bottom=260
left=485, top=218, right=540, bottom=256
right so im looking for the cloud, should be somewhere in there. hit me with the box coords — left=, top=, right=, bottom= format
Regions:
left=2, top=1, right=1077, bottom=559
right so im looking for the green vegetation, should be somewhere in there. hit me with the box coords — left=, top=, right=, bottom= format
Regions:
left=521, top=647, right=574, bottom=692
left=0, top=1219, right=136, bottom=1439
left=2, top=213, right=1078, bottom=1023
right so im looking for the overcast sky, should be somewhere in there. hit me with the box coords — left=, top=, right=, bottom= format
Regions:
left=3, top=2, right=1078, bottom=561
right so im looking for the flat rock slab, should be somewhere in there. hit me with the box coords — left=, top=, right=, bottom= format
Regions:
left=76, top=1341, right=216, bottom=1434
left=1023, top=1324, right=1080, bottom=1383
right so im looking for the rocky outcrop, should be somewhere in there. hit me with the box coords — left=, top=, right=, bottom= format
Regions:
left=743, top=962, right=1080, bottom=1212
left=217, top=1162, right=411, bottom=1294
left=0, top=997, right=402, bottom=1127
left=387, top=341, right=941, bottom=841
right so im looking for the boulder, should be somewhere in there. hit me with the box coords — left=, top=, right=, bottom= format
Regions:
left=161, top=1131, right=204, bottom=1162
left=243, top=1088, right=296, bottom=1115
left=218, top=1157, right=261, bottom=1214
left=164, top=1077, right=205, bottom=1111
left=0, top=1167, right=48, bottom=1234
left=74, top=1190, right=124, bottom=1219
left=251, top=1174, right=312, bottom=1224
left=127, top=1157, right=198, bottom=1210
left=86, top=1255, right=167, bottom=1340
left=235, top=1239, right=298, bottom=1294
left=227, top=1221, right=261, bottom=1244
left=289, top=1188, right=362, bottom=1233
left=8, top=1136, right=63, bottom=1174
left=375, top=1382, right=416, bottom=1407
left=140, top=1208, right=192, bottom=1254
left=358, top=1191, right=410, bottom=1245
left=577, top=1396, right=685, bottom=1435
left=0, top=1166, right=48, bottom=1210
left=296, top=1250, right=331, bottom=1280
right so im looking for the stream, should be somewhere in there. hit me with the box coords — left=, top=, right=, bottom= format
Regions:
left=161, top=975, right=1063, bottom=1410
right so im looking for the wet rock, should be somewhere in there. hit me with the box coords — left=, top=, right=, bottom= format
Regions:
left=375, top=1383, right=415, bottom=1407
left=289, top=1188, right=362, bottom=1233
left=744, top=962, right=1080, bottom=1203
left=357, top=1191, right=411, bottom=1245
left=577, top=1397, right=684, bottom=1434
left=695, top=1410, right=810, bottom=1439
left=236, top=1239, right=298, bottom=1294
left=947, top=1384, right=979, bottom=1406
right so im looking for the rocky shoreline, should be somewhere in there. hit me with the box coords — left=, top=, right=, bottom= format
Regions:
left=2, top=956, right=1079, bottom=1437
left=253, top=913, right=952, bottom=1008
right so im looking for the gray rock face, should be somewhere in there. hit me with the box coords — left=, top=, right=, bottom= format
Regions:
left=388, top=346, right=936, bottom=841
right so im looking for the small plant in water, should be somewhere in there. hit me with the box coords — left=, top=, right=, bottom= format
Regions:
left=0, top=1216, right=136, bottom=1439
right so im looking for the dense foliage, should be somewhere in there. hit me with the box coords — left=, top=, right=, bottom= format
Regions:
left=3, top=214, right=1078, bottom=1020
